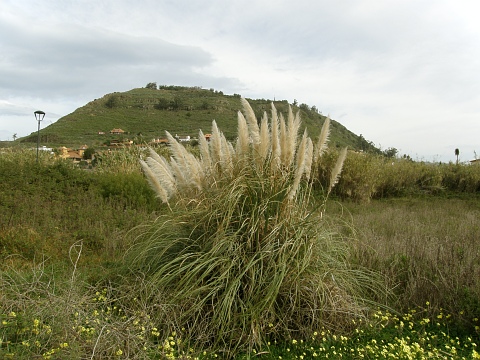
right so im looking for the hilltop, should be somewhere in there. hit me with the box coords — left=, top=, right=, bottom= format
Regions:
left=18, top=85, right=380, bottom=152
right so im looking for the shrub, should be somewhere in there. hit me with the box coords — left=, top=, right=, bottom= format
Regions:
left=95, top=171, right=159, bottom=211
left=441, top=162, right=480, bottom=192
left=104, top=94, right=119, bottom=109
left=331, top=151, right=382, bottom=202
left=126, top=100, right=382, bottom=354
left=0, top=149, right=157, bottom=267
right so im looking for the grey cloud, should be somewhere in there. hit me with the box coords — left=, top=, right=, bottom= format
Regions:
left=0, top=18, right=219, bottom=99
left=0, top=102, right=33, bottom=117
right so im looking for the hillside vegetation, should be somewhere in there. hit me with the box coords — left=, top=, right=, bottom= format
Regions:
left=19, top=85, right=379, bottom=152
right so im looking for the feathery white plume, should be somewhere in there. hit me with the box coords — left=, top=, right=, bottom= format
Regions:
left=328, top=147, right=348, bottom=195
left=145, top=157, right=175, bottom=195
left=140, top=159, right=170, bottom=203
left=270, top=103, right=280, bottom=171
left=236, top=111, right=250, bottom=158
left=279, top=113, right=288, bottom=168
left=304, top=138, right=314, bottom=181
left=210, top=120, right=223, bottom=173
left=315, top=117, right=330, bottom=161
left=258, top=111, right=270, bottom=166
left=241, top=97, right=260, bottom=145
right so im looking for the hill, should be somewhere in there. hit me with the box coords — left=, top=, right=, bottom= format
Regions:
left=19, top=86, right=380, bottom=152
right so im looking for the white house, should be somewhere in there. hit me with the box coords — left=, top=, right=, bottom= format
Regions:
left=175, top=134, right=191, bottom=142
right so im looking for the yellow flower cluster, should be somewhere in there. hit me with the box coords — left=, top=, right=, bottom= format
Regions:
left=2, top=299, right=478, bottom=359
left=236, top=307, right=479, bottom=359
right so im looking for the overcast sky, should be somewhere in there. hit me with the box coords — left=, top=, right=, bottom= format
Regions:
left=1, top=0, right=479, bottom=162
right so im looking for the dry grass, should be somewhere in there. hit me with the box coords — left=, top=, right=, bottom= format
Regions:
left=330, top=196, right=480, bottom=328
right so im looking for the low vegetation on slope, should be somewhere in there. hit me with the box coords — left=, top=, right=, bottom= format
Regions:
left=18, top=85, right=378, bottom=153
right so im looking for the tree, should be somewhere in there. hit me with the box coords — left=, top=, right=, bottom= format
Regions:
left=455, top=148, right=460, bottom=164
left=170, top=96, right=183, bottom=111
left=145, top=82, right=157, bottom=90
left=154, top=98, right=170, bottom=110
left=83, top=147, right=95, bottom=160
left=12, top=133, right=17, bottom=141
left=105, top=94, right=119, bottom=109
left=383, top=147, right=398, bottom=158
left=299, top=103, right=309, bottom=111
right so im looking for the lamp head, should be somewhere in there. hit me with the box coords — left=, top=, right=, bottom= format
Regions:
left=34, top=110, right=45, bottom=121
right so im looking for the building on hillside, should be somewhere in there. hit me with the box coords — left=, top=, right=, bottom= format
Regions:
left=175, top=134, right=191, bottom=142
left=57, top=146, right=85, bottom=162
left=470, top=159, right=480, bottom=165
left=58, top=145, right=86, bottom=162
left=67, top=150, right=84, bottom=162
left=78, top=144, right=88, bottom=158
left=38, top=145, right=54, bottom=153
left=110, top=128, right=125, bottom=134
left=151, top=138, right=169, bottom=145
left=108, top=139, right=133, bottom=147
left=58, top=146, right=68, bottom=158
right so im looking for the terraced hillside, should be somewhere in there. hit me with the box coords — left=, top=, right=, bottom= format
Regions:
left=20, top=86, right=379, bottom=152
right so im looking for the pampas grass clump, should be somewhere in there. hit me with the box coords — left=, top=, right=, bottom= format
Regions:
left=140, top=98, right=345, bottom=204
left=128, top=99, right=379, bottom=354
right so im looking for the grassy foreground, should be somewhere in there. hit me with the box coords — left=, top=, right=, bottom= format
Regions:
left=1, top=103, right=480, bottom=358
left=1, top=178, right=478, bottom=358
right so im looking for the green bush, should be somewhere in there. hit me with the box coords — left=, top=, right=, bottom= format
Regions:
left=0, top=149, right=158, bottom=266
left=441, top=163, right=480, bottom=192
left=319, top=152, right=480, bottom=202
left=333, top=152, right=382, bottom=202
left=95, top=172, right=159, bottom=211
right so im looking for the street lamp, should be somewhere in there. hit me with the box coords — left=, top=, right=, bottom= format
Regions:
left=34, top=110, right=45, bottom=163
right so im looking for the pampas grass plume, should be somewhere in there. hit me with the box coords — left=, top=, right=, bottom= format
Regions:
left=315, top=117, right=330, bottom=161
left=140, top=159, right=170, bottom=203
left=241, top=97, right=260, bottom=145
left=304, top=138, right=314, bottom=181
left=288, top=129, right=308, bottom=200
left=328, top=147, right=348, bottom=195
left=210, top=120, right=223, bottom=172
left=279, top=113, right=288, bottom=167
left=145, top=156, right=175, bottom=195
left=236, top=111, right=250, bottom=159
left=270, top=103, right=280, bottom=171
left=258, top=112, right=270, bottom=166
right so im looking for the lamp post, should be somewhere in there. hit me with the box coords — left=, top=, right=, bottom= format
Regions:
left=34, top=110, right=45, bottom=163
